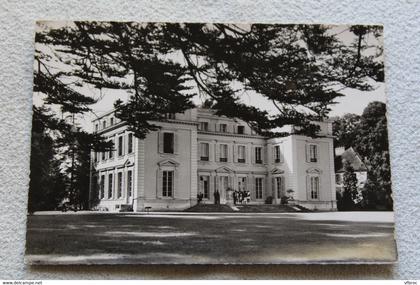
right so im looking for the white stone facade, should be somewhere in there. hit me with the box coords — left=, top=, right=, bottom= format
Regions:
left=90, top=108, right=337, bottom=212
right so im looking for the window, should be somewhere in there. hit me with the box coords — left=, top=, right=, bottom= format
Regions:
left=255, top=147, right=262, bottom=164
left=200, top=143, right=209, bottom=161
left=255, top=177, right=263, bottom=199
left=109, top=139, right=114, bottom=159
left=237, top=126, right=244, bottom=134
left=220, top=144, right=228, bottom=162
left=117, top=172, right=123, bottom=198
left=199, top=175, right=210, bottom=199
left=103, top=120, right=106, bottom=129
left=162, top=170, right=174, bottom=197
left=199, top=122, right=209, bottom=131
left=276, top=176, right=284, bottom=198
left=95, top=124, right=99, bottom=132
left=238, top=145, right=246, bottom=163
left=310, top=176, right=319, bottom=199
left=274, top=145, right=281, bottom=163
left=118, top=136, right=123, bottom=156
left=166, top=113, right=175, bottom=119
left=163, top=133, right=174, bottom=154
left=238, top=177, right=246, bottom=191
left=127, top=170, right=132, bottom=198
left=110, top=117, right=114, bottom=126
left=219, top=124, right=227, bottom=132
left=108, top=173, right=113, bottom=198
left=94, top=152, right=98, bottom=163
left=100, top=175, right=105, bottom=199
left=101, top=150, right=106, bottom=161
left=128, top=133, right=133, bottom=154
left=309, top=144, right=318, bottom=162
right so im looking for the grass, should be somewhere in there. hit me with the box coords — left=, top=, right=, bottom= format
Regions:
left=25, top=212, right=397, bottom=264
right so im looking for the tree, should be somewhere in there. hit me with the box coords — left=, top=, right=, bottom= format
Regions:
left=28, top=107, right=67, bottom=213
left=333, top=101, right=392, bottom=210
left=332, top=113, right=361, bottom=148
left=353, top=102, right=392, bottom=210
left=341, top=160, right=358, bottom=211
left=35, top=22, right=384, bottom=139
left=30, top=42, right=113, bottom=212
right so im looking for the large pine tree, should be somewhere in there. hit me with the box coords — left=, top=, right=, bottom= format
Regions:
left=35, top=22, right=384, bottom=139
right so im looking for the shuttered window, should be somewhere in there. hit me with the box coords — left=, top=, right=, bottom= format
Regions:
left=220, top=144, right=228, bottom=162
left=128, top=133, right=133, bottom=154
left=238, top=145, right=246, bottom=163
left=310, top=176, right=319, bottom=199
left=117, top=172, right=123, bottom=198
left=162, top=171, right=174, bottom=197
left=255, top=147, right=262, bottom=164
left=200, top=143, right=209, bottom=161
left=108, top=173, right=113, bottom=199
left=127, top=170, right=132, bottom=197
left=163, top=133, right=174, bottom=154
left=255, top=177, right=263, bottom=199
left=118, top=136, right=123, bottom=156
left=100, top=175, right=105, bottom=199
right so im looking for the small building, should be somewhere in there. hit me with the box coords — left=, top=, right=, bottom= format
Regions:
left=90, top=107, right=337, bottom=212
left=334, top=147, right=368, bottom=203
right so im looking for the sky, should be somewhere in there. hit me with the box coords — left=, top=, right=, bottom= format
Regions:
left=33, top=22, right=386, bottom=132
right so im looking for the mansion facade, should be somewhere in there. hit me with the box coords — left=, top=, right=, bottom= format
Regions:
left=90, top=108, right=337, bottom=212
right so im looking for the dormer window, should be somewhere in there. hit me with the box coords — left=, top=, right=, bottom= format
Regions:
left=95, top=124, right=99, bottom=132
left=237, top=126, right=244, bottom=134
left=103, top=120, right=106, bottom=129
left=110, top=117, right=114, bottom=126
left=308, top=144, right=318, bottom=163
left=219, top=124, right=227, bottom=133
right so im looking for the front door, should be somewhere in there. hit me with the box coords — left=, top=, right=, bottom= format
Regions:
left=238, top=177, right=246, bottom=192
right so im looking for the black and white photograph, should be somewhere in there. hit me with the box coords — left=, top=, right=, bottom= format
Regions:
left=26, top=21, right=396, bottom=264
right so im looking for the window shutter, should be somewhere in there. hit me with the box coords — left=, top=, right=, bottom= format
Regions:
left=263, top=146, right=267, bottom=164
left=157, top=169, right=163, bottom=198
left=280, top=144, right=284, bottom=163
left=281, top=176, right=286, bottom=197
left=251, top=146, right=256, bottom=164
left=253, top=178, right=258, bottom=200
left=248, top=176, right=254, bottom=199
left=208, top=143, right=213, bottom=162
left=316, top=176, right=320, bottom=200
left=267, top=144, right=272, bottom=164
left=306, top=175, right=310, bottom=200
left=272, top=177, right=276, bottom=199
left=305, top=144, right=310, bottom=162
left=233, top=144, right=237, bottom=162
left=215, top=143, right=220, bottom=162
left=173, top=169, right=178, bottom=198
left=158, top=132, right=163, bottom=153
left=227, top=144, right=232, bottom=163
left=173, top=132, right=178, bottom=154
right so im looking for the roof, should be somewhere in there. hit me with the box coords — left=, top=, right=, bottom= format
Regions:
left=335, top=147, right=367, bottom=173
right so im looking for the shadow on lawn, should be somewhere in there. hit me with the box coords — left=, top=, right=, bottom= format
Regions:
left=25, top=213, right=396, bottom=264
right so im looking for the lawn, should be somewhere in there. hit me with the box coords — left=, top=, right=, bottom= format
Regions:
left=25, top=211, right=397, bottom=264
